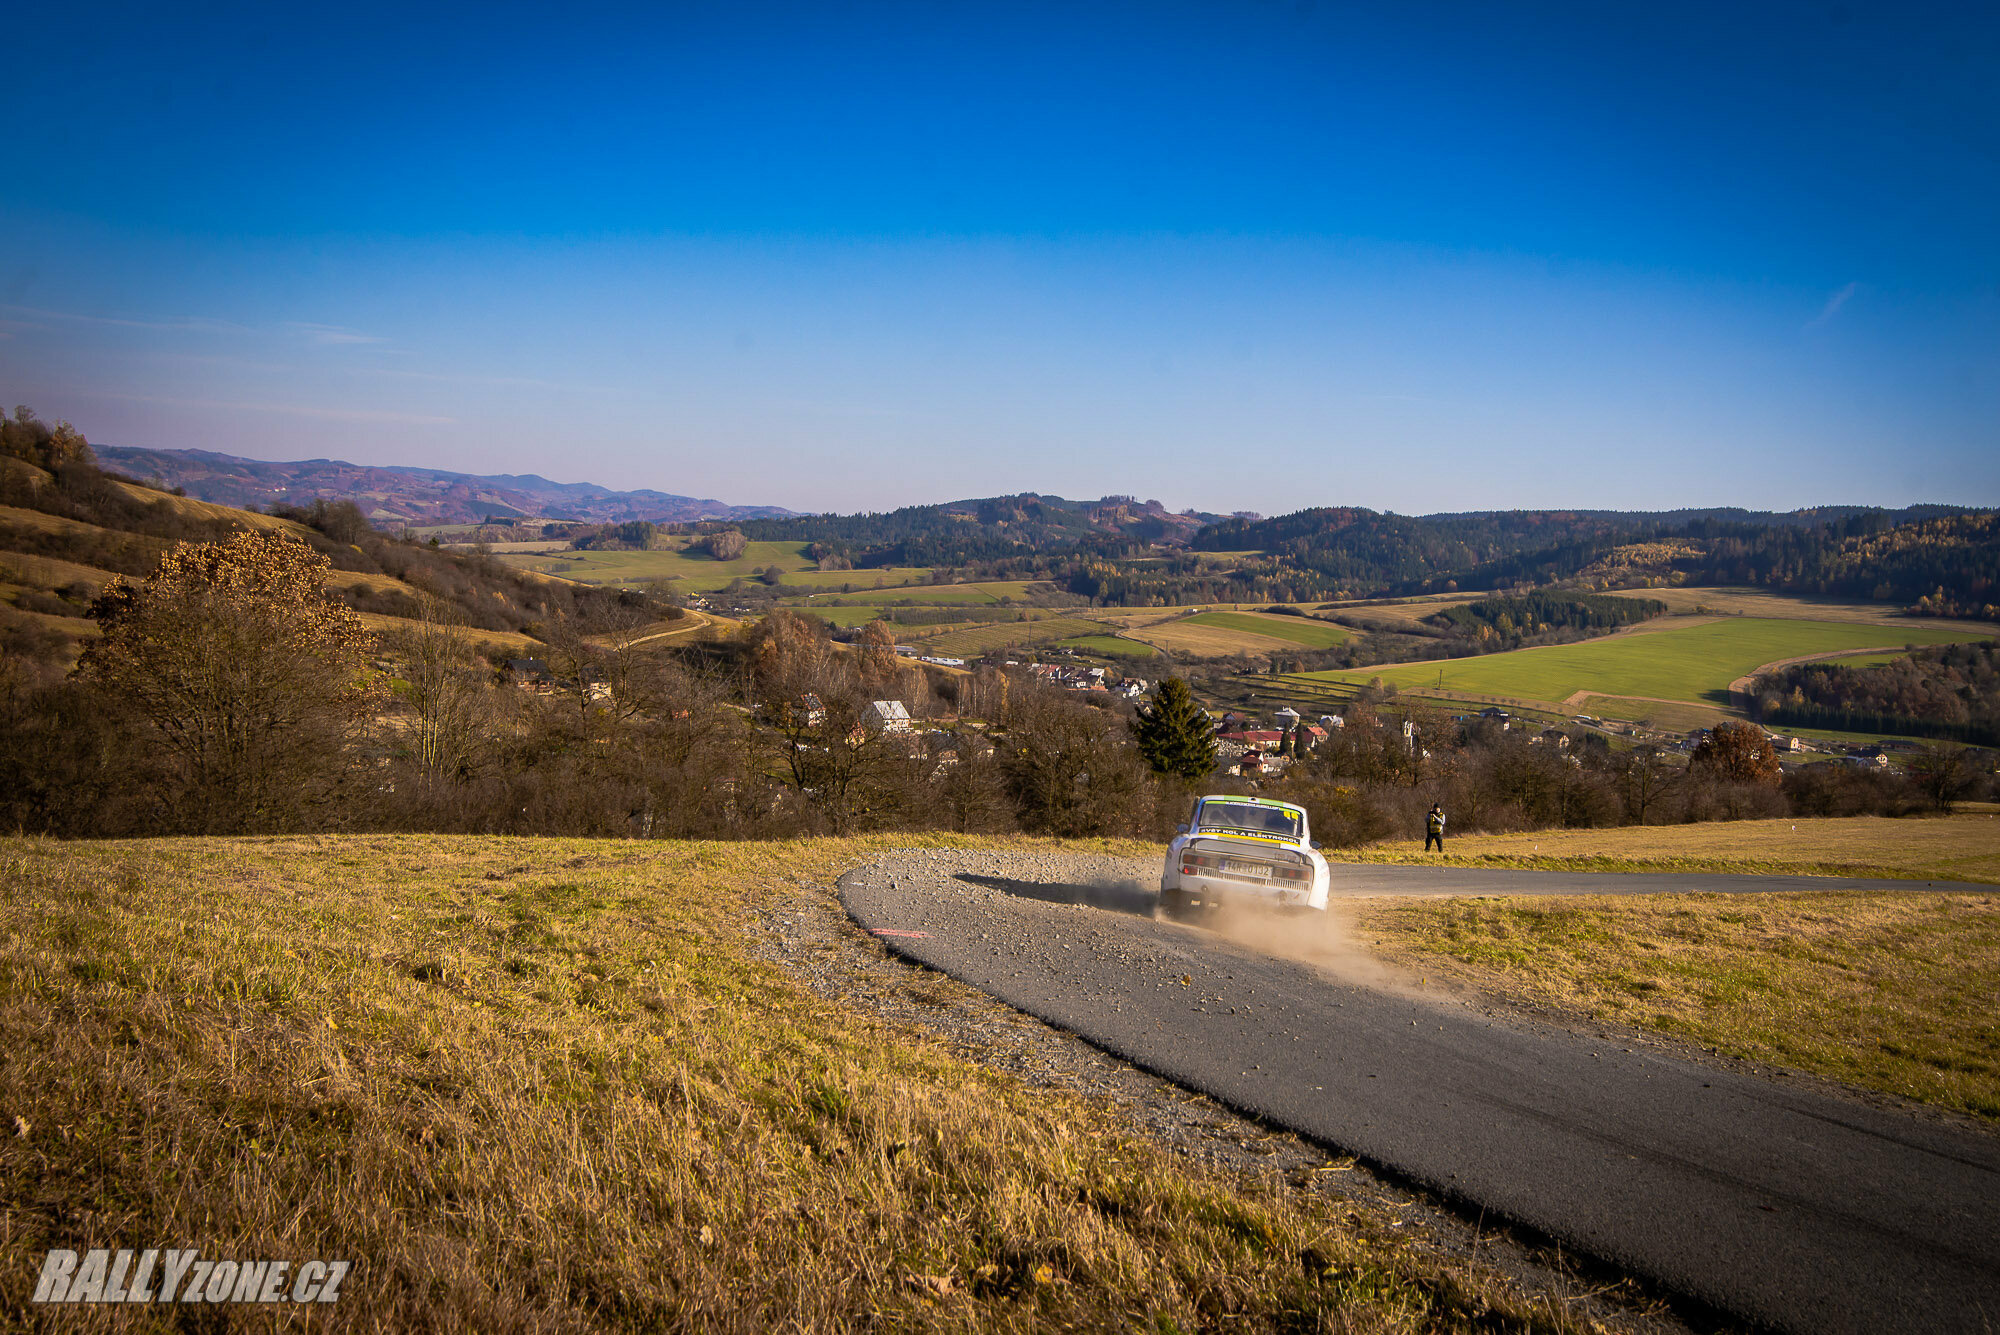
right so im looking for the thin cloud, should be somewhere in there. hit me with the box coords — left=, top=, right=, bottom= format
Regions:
left=1807, top=282, right=1859, bottom=329
left=285, top=321, right=386, bottom=346
left=366, top=366, right=604, bottom=393
left=4, top=305, right=388, bottom=346
left=1, top=303, right=252, bottom=335
left=81, top=388, right=455, bottom=426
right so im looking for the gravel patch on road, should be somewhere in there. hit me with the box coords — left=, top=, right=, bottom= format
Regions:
left=750, top=847, right=1712, bottom=1335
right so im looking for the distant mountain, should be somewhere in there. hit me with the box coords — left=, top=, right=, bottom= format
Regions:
left=92, top=446, right=799, bottom=527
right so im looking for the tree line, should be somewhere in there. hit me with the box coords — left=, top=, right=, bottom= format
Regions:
left=1749, top=641, right=2000, bottom=748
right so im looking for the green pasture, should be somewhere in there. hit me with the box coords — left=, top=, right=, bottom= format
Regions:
left=1796, top=651, right=1910, bottom=670
left=799, top=581, right=1042, bottom=606
left=1055, top=634, right=1158, bottom=659
left=775, top=567, right=937, bottom=591
left=1296, top=617, right=1982, bottom=708
left=923, top=616, right=1115, bottom=658
left=1183, top=610, right=1350, bottom=649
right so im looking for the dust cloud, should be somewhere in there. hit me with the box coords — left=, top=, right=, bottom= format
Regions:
left=1177, top=895, right=1443, bottom=999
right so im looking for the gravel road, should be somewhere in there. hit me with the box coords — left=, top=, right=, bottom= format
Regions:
left=839, top=850, right=2000, bottom=1335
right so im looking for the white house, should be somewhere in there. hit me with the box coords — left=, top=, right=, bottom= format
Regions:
left=866, top=700, right=913, bottom=733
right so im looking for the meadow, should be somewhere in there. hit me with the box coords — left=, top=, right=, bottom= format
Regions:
left=0, top=834, right=1614, bottom=1332
left=1054, top=634, right=1158, bottom=659
left=1635, top=585, right=2000, bottom=628
left=1360, top=880, right=2000, bottom=1120
left=921, top=616, right=1117, bottom=657
left=499, top=543, right=937, bottom=594
left=803, top=581, right=1044, bottom=606
left=1345, top=813, right=2000, bottom=1119
left=1128, top=612, right=1347, bottom=659
left=1337, top=811, right=2000, bottom=883
left=1296, top=616, right=1984, bottom=709
left=1182, top=610, right=1351, bottom=649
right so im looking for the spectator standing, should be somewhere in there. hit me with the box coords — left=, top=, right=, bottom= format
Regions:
left=1424, top=803, right=1447, bottom=853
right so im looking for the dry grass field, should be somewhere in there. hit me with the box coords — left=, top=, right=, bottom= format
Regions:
left=0, top=503, right=146, bottom=541
left=1337, top=812, right=2000, bottom=884
left=104, top=479, right=311, bottom=534
left=1360, top=889, right=2000, bottom=1119
left=1639, top=586, right=2000, bottom=633
left=1343, top=815, right=2000, bottom=1119
left=0, top=552, right=117, bottom=592
left=0, top=834, right=1623, bottom=1333
left=352, top=612, right=541, bottom=653
left=1126, top=619, right=1312, bottom=658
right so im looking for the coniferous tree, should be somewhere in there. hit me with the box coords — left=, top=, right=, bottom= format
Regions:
left=1133, top=677, right=1217, bottom=782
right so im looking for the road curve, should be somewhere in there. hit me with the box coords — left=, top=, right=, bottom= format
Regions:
left=840, top=851, right=2000, bottom=1335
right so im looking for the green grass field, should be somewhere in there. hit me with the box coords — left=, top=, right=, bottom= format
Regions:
left=1183, top=611, right=1351, bottom=649
left=1054, top=634, right=1157, bottom=658
left=799, top=581, right=1044, bottom=606
left=1298, top=617, right=1983, bottom=708
left=799, top=604, right=896, bottom=627
left=923, top=617, right=1115, bottom=657
left=1798, top=651, right=1910, bottom=669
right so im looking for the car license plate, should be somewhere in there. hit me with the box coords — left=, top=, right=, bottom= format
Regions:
left=1223, top=860, right=1270, bottom=878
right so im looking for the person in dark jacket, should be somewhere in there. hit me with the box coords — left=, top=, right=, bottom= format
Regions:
left=1424, top=803, right=1446, bottom=853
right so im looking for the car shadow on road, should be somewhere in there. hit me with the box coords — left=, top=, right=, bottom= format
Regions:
left=954, top=873, right=1156, bottom=917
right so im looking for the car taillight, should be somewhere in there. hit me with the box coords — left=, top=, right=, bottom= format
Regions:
left=1271, top=865, right=1310, bottom=881
left=1180, top=853, right=1219, bottom=871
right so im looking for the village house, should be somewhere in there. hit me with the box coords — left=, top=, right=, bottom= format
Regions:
left=1216, top=729, right=1286, bottom=752
left=505, top=658, right=556, bottom=693
left=866, top=700, right=913, bottom=733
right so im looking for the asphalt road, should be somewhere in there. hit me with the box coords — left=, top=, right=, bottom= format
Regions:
left=840, top=851, right=2000, bottom=1335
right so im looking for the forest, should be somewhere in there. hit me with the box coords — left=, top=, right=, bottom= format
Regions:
left=1750, top=641, right=2000, bottom=747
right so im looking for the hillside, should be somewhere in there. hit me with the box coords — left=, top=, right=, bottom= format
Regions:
left=0, top=833, right=1646, bottom=1331
left=92, top=445, right=798, bottom=526
left=740, top=492, right=1242, bottom=568
left=74, top=437, right=2000, bottom=628
left=0, top=418, right=677, bottom=671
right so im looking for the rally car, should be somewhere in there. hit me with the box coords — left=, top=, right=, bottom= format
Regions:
left=1158, top=795, right=1330, bottom=917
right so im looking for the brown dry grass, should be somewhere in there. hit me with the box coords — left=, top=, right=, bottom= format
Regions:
left=352, top=612, right=541, bottom=654
left=1358, top=889, right=2000, bottom=1120
left=1127, top=621, right=1303, bottom=658
left=0, top=504, right=129, bottom=539
left=103, top=479, right=312, bottom=534
left=0, top=552, right=118, bottom=592
left=324, top=569, right=426, bottom=596
left=1337, top=813, right=2000, bottom=885
left=1637, top=585, right=2000, bottom=632
left=0, top=834, right=1616, bottom=1333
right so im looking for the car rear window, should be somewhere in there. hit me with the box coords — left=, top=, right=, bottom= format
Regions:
left=1195, top=802, right=1301, bottom=840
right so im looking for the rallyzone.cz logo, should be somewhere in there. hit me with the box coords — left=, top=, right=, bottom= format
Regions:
left=32, top=1249, right=350, bottom=1305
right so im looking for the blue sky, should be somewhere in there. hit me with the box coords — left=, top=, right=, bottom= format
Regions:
left=4, top=0, right=1994, bottom=514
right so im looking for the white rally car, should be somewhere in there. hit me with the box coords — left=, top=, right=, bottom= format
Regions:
left=1158, top=795, right=1330, bottom=917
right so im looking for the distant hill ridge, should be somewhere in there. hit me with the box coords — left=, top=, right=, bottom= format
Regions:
left=92, top=445, right=800, bottom=527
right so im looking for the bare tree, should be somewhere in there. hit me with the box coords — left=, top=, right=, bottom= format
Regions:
left=764, top=692, right=895, bottom=835
left=1002, top=689, right=1143, bottom=836
left=390, top=592, right=484, bottom=783
left=1907, top=741, right=1975, bottom=813
left=1613, top=744, right=1682, bottom=824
